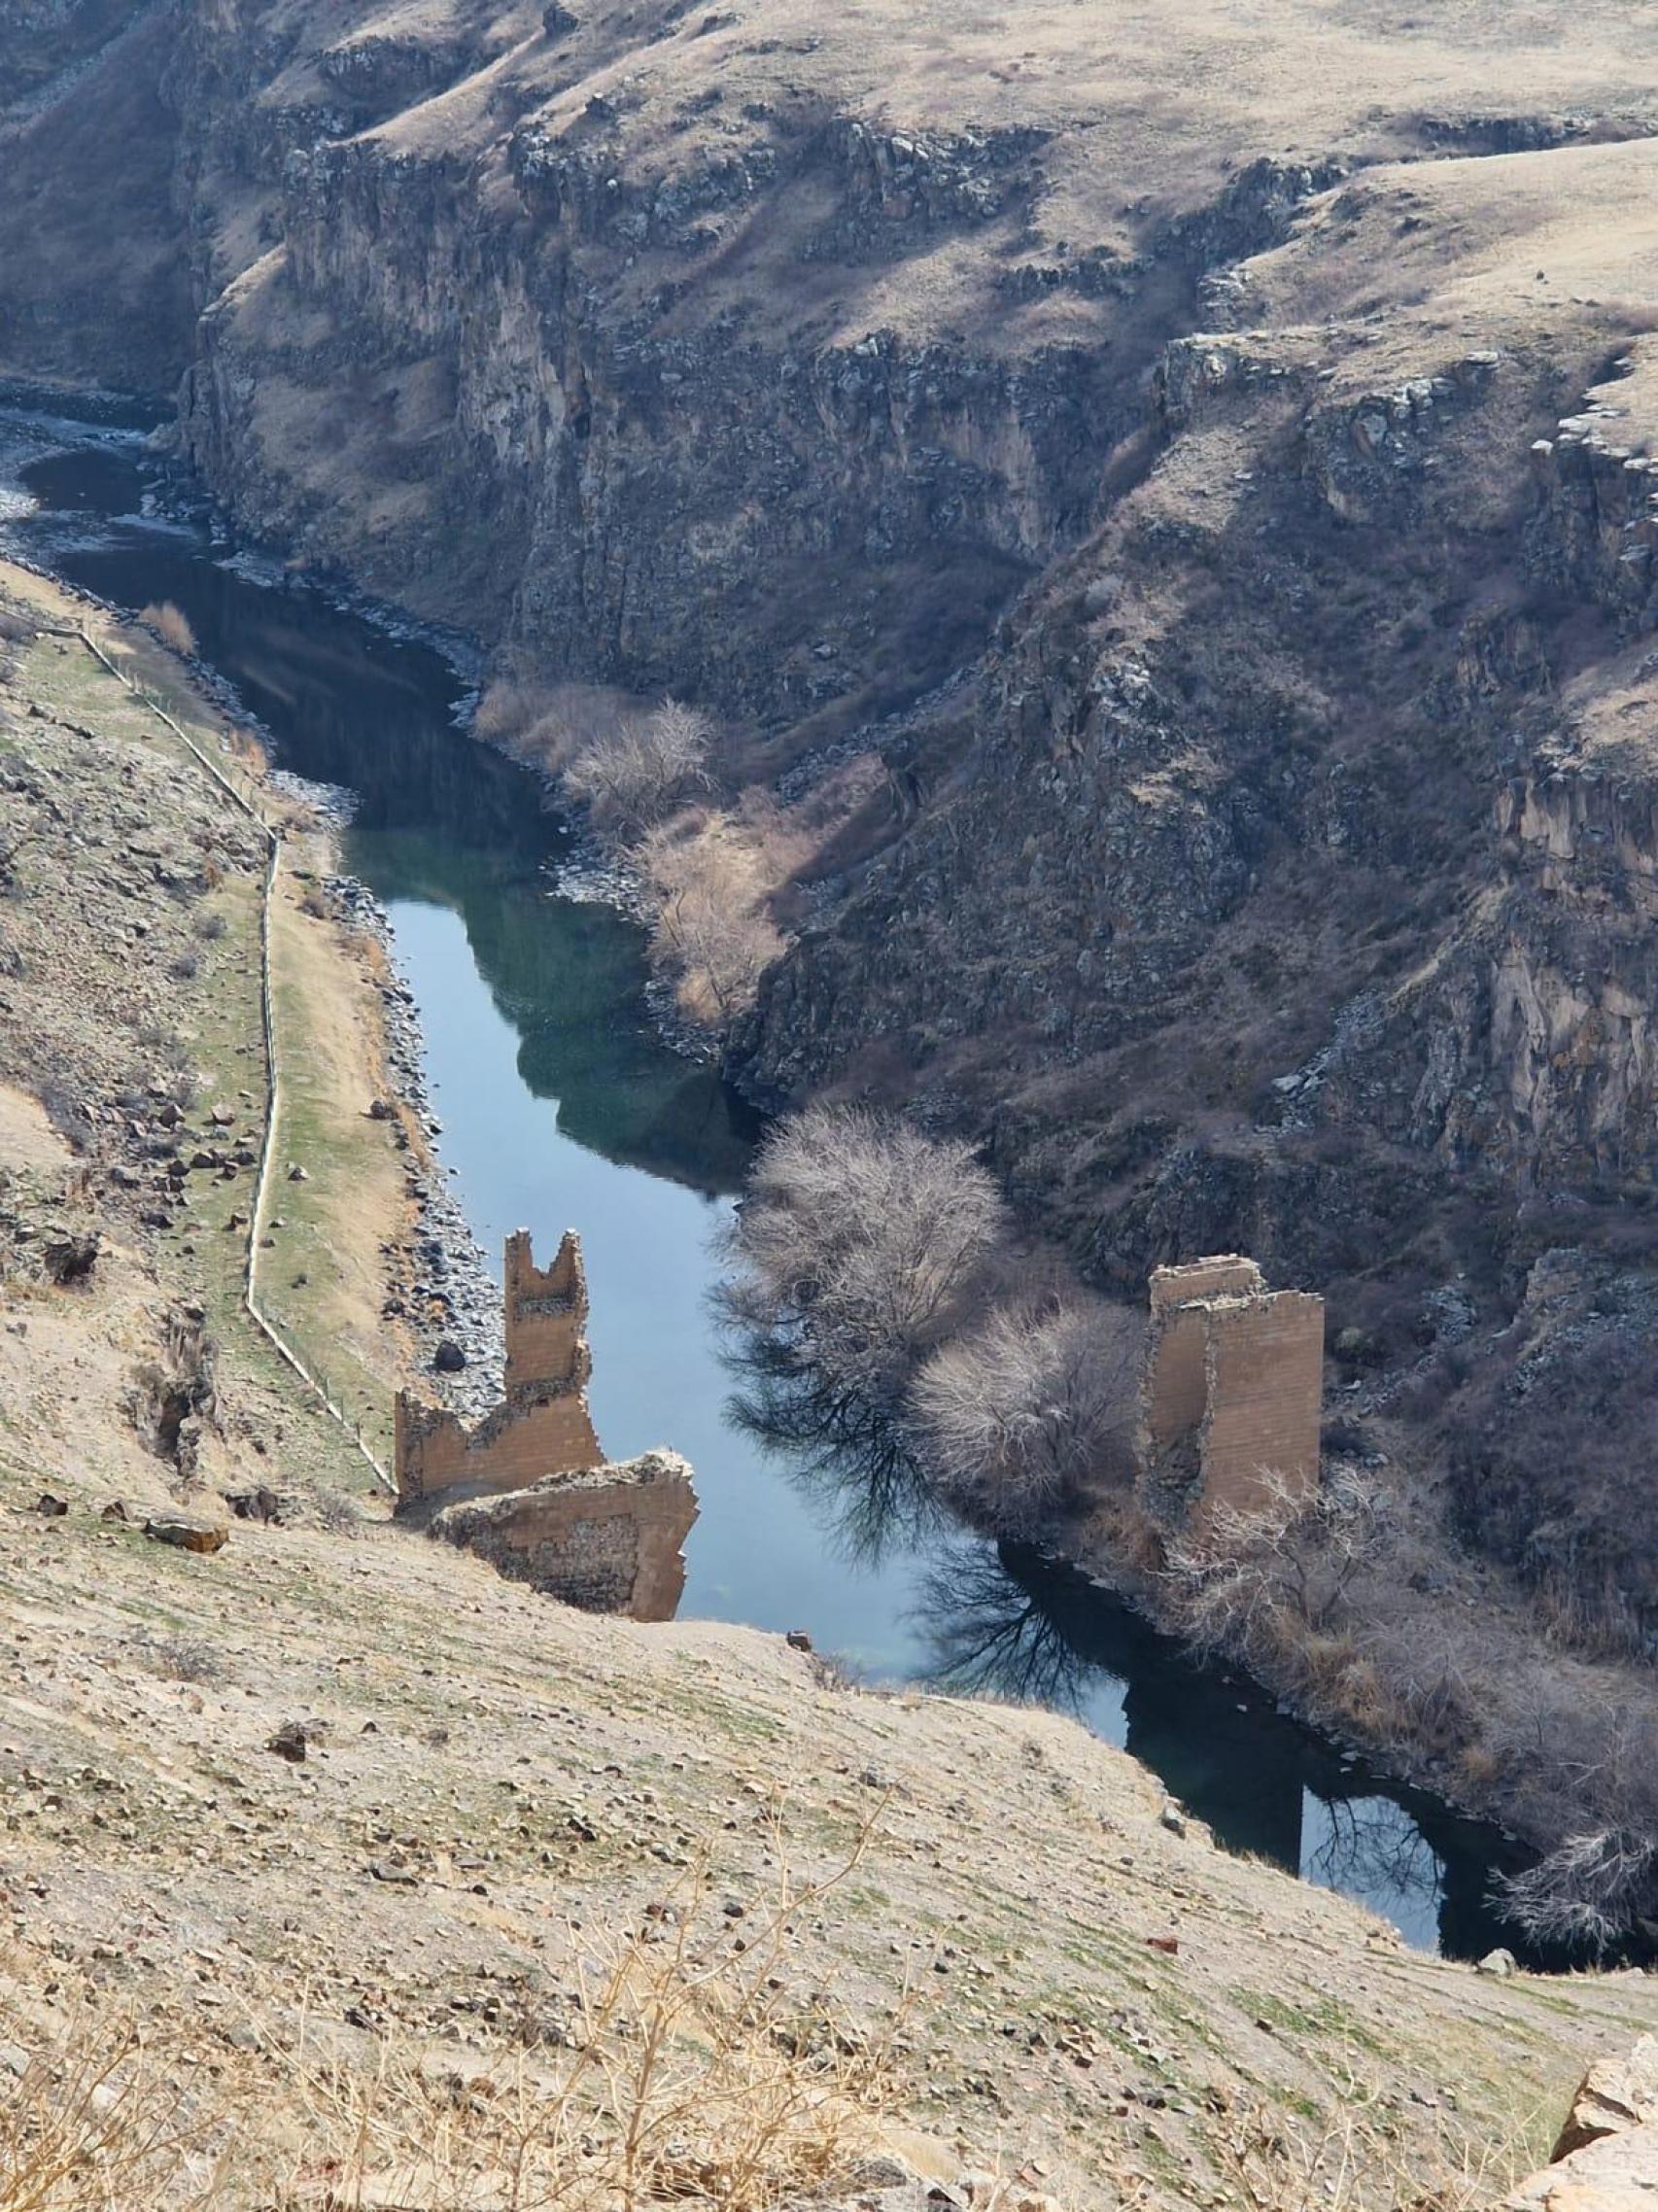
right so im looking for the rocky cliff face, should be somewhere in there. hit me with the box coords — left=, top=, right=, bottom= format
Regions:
left=5, top=0, right=1658, bottom=1644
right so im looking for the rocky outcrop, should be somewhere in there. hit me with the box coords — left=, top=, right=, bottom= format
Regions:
left=1507, top=2038, right=1658, bottom=2212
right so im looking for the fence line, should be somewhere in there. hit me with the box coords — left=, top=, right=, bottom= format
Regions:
left=76, top=627, right=396, bottom=1494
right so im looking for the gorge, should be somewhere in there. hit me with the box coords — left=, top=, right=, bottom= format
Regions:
left=4, top=0, right=1658, bottom=1953
left=0, top=395, right=1558, bottom=1964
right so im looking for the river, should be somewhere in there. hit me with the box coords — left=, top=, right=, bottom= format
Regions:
left=0, top=392, right=1553, bottom=1962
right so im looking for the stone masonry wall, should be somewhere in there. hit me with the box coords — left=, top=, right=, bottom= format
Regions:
left=395, top=1232, right=698, bottom=1620
left=430, top=1452, right=699, bottom=1623
left=1139, top=1256, right=1323, bottom=1532
left=503, top=1227, right=589, bottom=1397
left=395, top=1229, right=601, bottom=1506
left=1143, top=1258, right=1267, bottom=1474
left=1196, top=1291, right=1326, bottom=1523
left=394, top=1388, right=603, bottom=1505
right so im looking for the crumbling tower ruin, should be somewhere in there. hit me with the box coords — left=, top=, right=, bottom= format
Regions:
left=503, top=1227, right=594, bottom=1402
left=394, top=1228, right=698, bottom=1622
left=1138, top=1256, right=1325, bottom=1533
left=395, top=1228, right=601, bottom=1506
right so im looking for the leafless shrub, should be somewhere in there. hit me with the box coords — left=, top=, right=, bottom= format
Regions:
left=729, top=1104, right=1008, bottom=1403
left=1501, top=1825, right=1658, bottom=1955
left=0, top=2017, right=230, bottom=2210
left=314, top=1489, right=364, bottom=1538
left=474, top=677, right=611, bottom=779
left=564, top=697, right=712, bottom=840
left=169, top=949, right=200, bottom=983
left=909, top=1296, right=1142, bottom=1538
left=283, top=1820, right=895, bottom=2209
left=640, top=807, right=786, bottom=1027
left=1486, top=1691, right=1658, bottom=1950
left=472, top=676, right=545, bottom=745
left=1212, top=2088, right=1529, bottom=2212
left=127, top=1631, right=225, bottom=1685
left=1162, top=1463, right=1391, bottom=1658
left=139, top=600, right=197, bottom=657
left=192, top=907, right=228, bottom=942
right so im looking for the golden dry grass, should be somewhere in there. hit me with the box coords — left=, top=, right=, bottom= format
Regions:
left=0, top=1840, right=900, bottom=2212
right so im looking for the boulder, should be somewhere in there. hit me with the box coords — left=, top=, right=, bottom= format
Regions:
left=225, top=1485, right=282, bottom=1525
left=143, top=1514, right=227, bottom=1554
left=1504, top=2040, right=1658, bottom=2212
left=1507, top=2121, right=1658, bottom=2211
left=41, top=1230, right=98, bottom=1285
left=1556, top=2038, right=1658, bottom=2160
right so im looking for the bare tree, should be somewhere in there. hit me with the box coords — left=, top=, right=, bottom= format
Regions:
left=727, top=1104, right=1008, bottom=1403
left=565, top=696, right=712, bottom=839
left=909, top=1296, right=1142, bottom=1538
left=1502, top=1827, right=1658, bottom=1955
left=1162, top=1462, right=1391, bottom=1658
left=1488, top=1694, right=1658, bottom=1953
left=643, top=814, right=784, bottom=1026
left=917, top=1539, right=1093, bottom=1711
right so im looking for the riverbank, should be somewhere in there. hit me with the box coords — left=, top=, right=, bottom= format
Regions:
left=0, top=558, right=494, bottom=1484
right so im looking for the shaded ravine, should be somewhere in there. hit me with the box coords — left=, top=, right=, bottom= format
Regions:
left=0, top=395, right=1554, bottom=1962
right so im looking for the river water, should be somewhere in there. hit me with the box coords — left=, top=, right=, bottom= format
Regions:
left=0, top=395, right=1551, bottom=1960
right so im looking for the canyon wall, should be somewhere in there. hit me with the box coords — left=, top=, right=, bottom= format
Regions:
left=5, top=0, right=1658, bottom=1642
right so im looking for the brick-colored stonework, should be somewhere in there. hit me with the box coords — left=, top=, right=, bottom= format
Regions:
left=395, top=1229, right=601, bottom=1507
left=430, top=1452, right=698, bottom=1623
left=503, top=1227, right=590, bottom=1398
left=393, top=1231, right=699, bottom=1621
left=1139, top=1255, right=1324, bottom=1532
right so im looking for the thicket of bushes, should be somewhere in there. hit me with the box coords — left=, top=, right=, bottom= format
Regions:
left=475, top=680, right=798, bottom=1034
left=725, top=1102, right=1142, bottom=1545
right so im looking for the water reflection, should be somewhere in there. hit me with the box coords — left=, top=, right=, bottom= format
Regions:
left=722, top=1319, right=942, bottom=1569
left=359, top=828, right=759, bottom=1194
left=909, top=1536, right=1545, bottom=1958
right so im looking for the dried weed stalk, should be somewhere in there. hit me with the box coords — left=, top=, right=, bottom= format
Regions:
left=280, top=1814, right=900, bottom=2210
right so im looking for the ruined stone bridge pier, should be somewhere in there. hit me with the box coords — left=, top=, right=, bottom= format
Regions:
left=395, top=1228, right=697, bottom=1621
